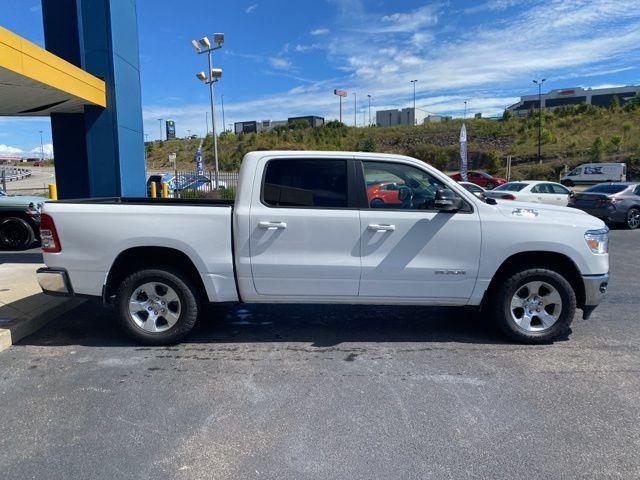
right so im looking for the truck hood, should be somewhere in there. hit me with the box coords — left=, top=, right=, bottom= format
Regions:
left=493, top=199, right=605, bottom=230
left=0, top=194, right=47, bottom=209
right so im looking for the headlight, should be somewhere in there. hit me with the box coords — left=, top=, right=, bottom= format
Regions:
left=585, top=228, right=609, bottom=254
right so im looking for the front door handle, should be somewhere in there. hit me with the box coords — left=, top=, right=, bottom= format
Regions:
left=368, top=223, right=396, bottom=232
left=258, top=221, right=287, bottom=230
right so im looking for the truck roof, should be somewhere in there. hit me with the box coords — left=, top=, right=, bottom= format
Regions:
left=242, top=150, right=418, bottom=164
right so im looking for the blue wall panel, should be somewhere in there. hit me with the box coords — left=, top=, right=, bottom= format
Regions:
left=42, top=0, right=145, bottom=198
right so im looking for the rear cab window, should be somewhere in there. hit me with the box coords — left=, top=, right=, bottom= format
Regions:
left=262, top=158, right=348, bottom=208
left=585, top=184, right=627, bottom=194
left=495, top=182, right=528, bottom=192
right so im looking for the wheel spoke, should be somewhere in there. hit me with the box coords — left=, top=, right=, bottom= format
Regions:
left=163, top=309, right=180, bottom=328
left=541, top=289, right=561, bottom=307
left=510, top=295, right=524, bottom=311
left=128, top=298, right=147, bottom=313
left=537, top=310, right=557, bottom=328
left=516, top=311, right=533, bottom=330
left=142, top=312, right=159, bottom=332
left=161, top=289, right=179, bottom=304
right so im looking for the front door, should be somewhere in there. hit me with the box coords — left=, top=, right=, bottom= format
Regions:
left=358, top=160, right=481, bottom=301
left=249, top=157, right=361, bottom=297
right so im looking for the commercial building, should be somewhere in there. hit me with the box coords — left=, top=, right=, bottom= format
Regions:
left=376, top=107, right=436, bottom=127
left=234, top=116, right=324, bottom=134
left=506, top=85, right=640, bottom=114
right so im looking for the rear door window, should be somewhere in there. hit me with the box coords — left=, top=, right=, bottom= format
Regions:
left=262, top=159, right=348, bottom=208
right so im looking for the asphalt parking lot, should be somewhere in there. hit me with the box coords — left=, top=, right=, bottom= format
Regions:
left=1, top=229, right=638, bottom=479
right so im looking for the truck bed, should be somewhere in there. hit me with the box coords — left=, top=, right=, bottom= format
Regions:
left=49, top=197, right=235, bottom=206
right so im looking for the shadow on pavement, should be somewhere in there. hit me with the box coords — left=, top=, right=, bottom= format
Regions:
left=0, top=251, right=43, bottom=264
left=19, top=300, right=516, bottom=348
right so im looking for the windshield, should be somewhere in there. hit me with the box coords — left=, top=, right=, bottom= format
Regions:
left=494, top=182, right=527, bottom=192
left=585, top=184, right=627, bottom=194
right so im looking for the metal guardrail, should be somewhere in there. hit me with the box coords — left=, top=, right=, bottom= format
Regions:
left=1, top=167, right=32, bottom=191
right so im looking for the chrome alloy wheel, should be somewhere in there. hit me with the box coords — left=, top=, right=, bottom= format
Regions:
left=510, top=281, right=562, bottom=332
left=128, top=282, right=181, bottom=333
left=627, top=208, right=640, bottom=229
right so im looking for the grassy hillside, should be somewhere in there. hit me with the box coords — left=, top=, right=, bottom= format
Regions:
left=146, top=101, right=640, bottom=181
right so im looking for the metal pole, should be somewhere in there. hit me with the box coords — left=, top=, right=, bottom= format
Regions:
left=410, top=80, right=417, bottom=124
left=354, top=92, right=357, bottom=127
left=538, top=82, right=542, bottom=164
left=39, top=130, right=44, bottom=162
left=339, top=96, right=342, bottom=123
left=207, top=51, right=220, bottom=189
left=1, top=169, right=6, bottom=192
left=158, top=118, right=163, bottom=141
left=367, top=95, right=371, bottom=126
left=205, top=113, right=209, bottom=136
left=221, top=93, right=226, bottom=132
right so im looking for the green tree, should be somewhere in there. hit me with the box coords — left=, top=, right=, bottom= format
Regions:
left=356, top=136, right=377, bottom=152
left=484, top=150, right=501, bottom=175
left=501, top=109, right=513, bottom=121
left=590, top=136, right=605, bottom=162
left=609, top=135, right=623, bottom=153
left=609, top=95, right=621, bottom=111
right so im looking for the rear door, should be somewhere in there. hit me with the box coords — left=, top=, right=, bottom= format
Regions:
left=249, top=157, right=361, bottom=297
left=357, top=159, right=481, bottom=301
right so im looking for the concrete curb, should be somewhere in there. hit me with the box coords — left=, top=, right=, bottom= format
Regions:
left=0, top=296, right=85, bottom=352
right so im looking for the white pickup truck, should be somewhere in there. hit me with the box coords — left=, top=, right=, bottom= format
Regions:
left=37, top=151, right=610, bottom=344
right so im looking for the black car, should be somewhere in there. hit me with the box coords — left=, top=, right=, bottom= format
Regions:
left=568, top=182, right=640, bottom=229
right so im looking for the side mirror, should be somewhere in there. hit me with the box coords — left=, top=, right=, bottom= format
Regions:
left=434, top=189, right=463, bottom=212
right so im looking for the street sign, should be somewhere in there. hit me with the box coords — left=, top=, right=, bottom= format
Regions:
left=334, top=89, right=347, bottom=97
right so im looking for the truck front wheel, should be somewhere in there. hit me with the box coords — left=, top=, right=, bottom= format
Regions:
left=115, top=268, right=199, bottom=345
left=492, top=268, right=576, bottom=344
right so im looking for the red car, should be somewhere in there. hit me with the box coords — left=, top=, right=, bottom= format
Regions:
left=367, top=181, right=404, bottom=206
left=450, top=171, right=506, bottom=190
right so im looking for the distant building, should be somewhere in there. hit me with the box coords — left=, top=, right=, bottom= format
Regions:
left=234, top=116, right=324, bottom=134
left=376, top=107, right=432, bottom=127
left=424, top=114, right=451, bottom=123
left=506, top=85, right=640, bottom=114
left=166, top=120, right=176, bottom=139
left=287, top=116, right=325, bottom=128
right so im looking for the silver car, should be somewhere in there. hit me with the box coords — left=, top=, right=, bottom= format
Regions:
left=568, top=182, right=640, bottom=229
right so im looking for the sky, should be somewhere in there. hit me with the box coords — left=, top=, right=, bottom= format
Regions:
left=1, top=0, right=640, bottom=156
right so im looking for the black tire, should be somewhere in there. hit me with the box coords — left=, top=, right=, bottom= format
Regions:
left=625, top=207, right=640, bottom=230
left=562, top=180, right=574, bottom=187
left=115, top=268, right=199, bottom=345
left=0, top=217, right=35, bottom=250
left=492, top=268, right=576, bottom=344
left=370, top=198, right=384, bottom=207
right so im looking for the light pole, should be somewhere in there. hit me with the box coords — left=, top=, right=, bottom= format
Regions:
left=533, top=78, right=546, bottom=164
left=205, top=112, right=209, bottom=136
left=192, top=33, right=224, bottom=188
left=463, top=101, right=467, bottom=119
left=220, top=93, right=226, bottom=132
left=158, top=118, right=163, bottom=141
left=367, top=94, right=372, bottom=126
left=187, top=129, right=191, bottom=138
left=410, top=80, right=418, bottom=124
left=39, top=130, right=44, bottom=162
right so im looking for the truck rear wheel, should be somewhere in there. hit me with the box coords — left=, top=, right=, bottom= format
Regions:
left=115, top=268, right=199, bottom=345
left=492, top=268, right=576, bottom=344
left=0, top=217, right=35, bottom=250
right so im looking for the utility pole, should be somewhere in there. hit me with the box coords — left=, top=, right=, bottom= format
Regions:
left=410, top=80, right=418, bottom=124
left=187, top=129, right=191, bottom=138
left=205, top=113, right=209, bottom=136
left=533, top=78, right=546, bottom=164
left=367, top=94, right=372, bottom=126
left=158, top=118, right=163, bottom=141
left=463, top=101, right=467, bottom=119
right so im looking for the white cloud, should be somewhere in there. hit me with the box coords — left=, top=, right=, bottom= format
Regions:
left=269, top=57, right=292, bottom=70
left=245, top=3, right=258, bottom=14
left=29, top=4, right=41, bottom=12
left=294, top=43, right=322, bottom=53
left=310, top=28, right=330, bottom=36
left=30, top=143, right=54, bottom=157
left=0, top=145, right=23, bottom=155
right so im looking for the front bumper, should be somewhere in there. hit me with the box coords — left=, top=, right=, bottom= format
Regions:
left=36, top=268, right=74, bottom=297
left=581, top=273, right=609, bottom=319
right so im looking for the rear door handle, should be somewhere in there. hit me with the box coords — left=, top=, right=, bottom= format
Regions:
left=368, top=223, right=396, bottom=232
left=258, top=221, right=287, bottom=230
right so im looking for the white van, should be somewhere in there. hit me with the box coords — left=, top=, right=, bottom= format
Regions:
left=561, top=163, right=626, bottom=186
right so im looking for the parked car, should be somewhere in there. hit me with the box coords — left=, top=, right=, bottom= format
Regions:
left=38, top=151, right=609, bottom=345
left=459, top=181, right=487, bottom=198
left=0, top=187, right=46, bottom=249
left=449, top=171, right=507, bottom=189
left=568, top=182, right=640, bottom=229
left=485, top=181, right=572, bottom=206
left=561, top=163, right=626, bottom=187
